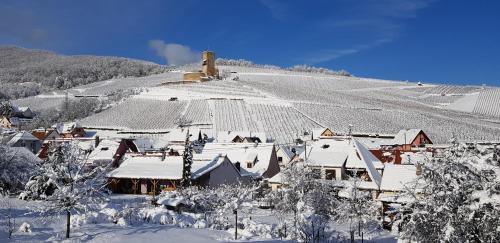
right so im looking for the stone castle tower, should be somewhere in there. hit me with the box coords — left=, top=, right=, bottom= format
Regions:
left=183, top=51, right=219, bottom=81
left=202, top=51, right=217, bottom=77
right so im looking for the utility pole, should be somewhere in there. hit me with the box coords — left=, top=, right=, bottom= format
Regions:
left=304, top=140, right=307, bottom=162
left=234, top=209, right=238, bottom=240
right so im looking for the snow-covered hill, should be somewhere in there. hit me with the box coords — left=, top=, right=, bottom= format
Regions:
left=63, top=65, right=500, bottom=144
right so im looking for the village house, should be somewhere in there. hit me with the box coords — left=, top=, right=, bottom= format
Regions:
left=294, top=138, right=384, bottom=192
left=0, top=115, right=12, bottom=128
left=383, top=129, right=433, bottom=152
left=275, top=145, right=296, bottom=166
left=216, top=131, right=268, bottom=143
left=12, top=106, right=35, bottom=119
left=195, top=142, right=280, bottom=180
left=267, top=172, right=283, bottom=191
left=7, top=131, right=42, bottom=154
left=311, top=127, right=336, bottom=140
left=107, top=154, right=241, bottom=194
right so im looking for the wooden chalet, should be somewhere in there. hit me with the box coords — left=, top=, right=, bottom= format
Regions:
left=107, top=155, right=241, bottom=194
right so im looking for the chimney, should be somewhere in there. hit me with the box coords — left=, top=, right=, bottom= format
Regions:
left=95, top=136, right=100, bottom=147
left=234, top=161, right=241, bottom=172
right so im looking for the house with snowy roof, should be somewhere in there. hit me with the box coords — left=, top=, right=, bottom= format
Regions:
left=297, top=138, right=384, bottom=190
left=195, top=142, right=280, bottom=179
left=167, top=128, right=214, bottom=145
left=383, top=129, right=432, bottom=151
left=276, top=145, right=296, bottom=166
left=0, top=115, right=12, bottom=128
left=216, top=131, right=268, bottom=143
left=311, top=127, right=336, bottom=140
left=7, top=131, right=42, bottom=154
left=107, top=154, right=241, bottom=194
left=87, top=140, right=122, bottom=167
left=12, top=106, right=35, bottom=119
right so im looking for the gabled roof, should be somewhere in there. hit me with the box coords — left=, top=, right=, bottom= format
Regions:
left=379, top=164, right=419, bottom=192
left=216, top=131, right=267, bottom=143
left=107, top=155, right=235, bottom=180
left=88, top=140, right=121, bottom=162
left=307, top=151, right=347, bottom=167
left=195, top=142, right=275, bottom=177
left=277, top=145, right=295, bottom=161
left=390, top=129, right=425, bottom=145
left=352, top=140, right=383, bottom=188
left=7, top=131, right=40, bottom=145
left=312, top=127, right=335, bottom=140
left=299, top=138, right=383, bottom=189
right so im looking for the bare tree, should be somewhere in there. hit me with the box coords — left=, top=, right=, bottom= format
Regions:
left=25, top=142, right=109, bottom=238
left=0, top=193, right=16, bottom=239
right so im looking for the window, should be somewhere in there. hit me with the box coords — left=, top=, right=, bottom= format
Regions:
left=278, top=157, right=283, bottom=162
left=325, top=169, right=336, bottom=180
left=247, top=162, right=253, bottom=168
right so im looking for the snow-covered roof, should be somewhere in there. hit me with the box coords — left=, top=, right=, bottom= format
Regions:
left=301, top=139, right=384, bottom=169
left=400, top=152, right=431, bottom=165
left=299, top=138, right=383, bottom=189
left=88, top=140, right=120, bottom=162
left=352, top=140, right=383, bottom=188
left=389, top=129, right=423, bottom=145
left=355, top=137, right=394, bottom=150
left=167, top=128, right=214, bottom=143
left=195, top=142, right=274, bottom=177
left=307, top=151, right=347, bottom=167
left=277, top=145, right=295, bottom=161
left=107, top=155, right=232, bottom=180
left=216, top=131, right=267, bottom=143
left=312, top=127, right=336, bottom=140
left=7, top=131, right=40, bottom=145
left=379, top=164, right=419, bottom=192
left=268, top=172, right=282, bottom=184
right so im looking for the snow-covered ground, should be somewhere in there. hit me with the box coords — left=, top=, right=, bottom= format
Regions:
left=1, top=194, right=396, bottom=242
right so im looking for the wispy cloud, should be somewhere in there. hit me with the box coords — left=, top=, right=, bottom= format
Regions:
left=149, top=40, right=199, bottom=66
left=301, top=38, right=392, bottom=64
left=259, top=0, right=291, bottom=21
left=299, top=0, right=436, bottom=63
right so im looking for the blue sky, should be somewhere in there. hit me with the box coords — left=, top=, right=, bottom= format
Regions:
left=0, top=0, right=499, bottom=86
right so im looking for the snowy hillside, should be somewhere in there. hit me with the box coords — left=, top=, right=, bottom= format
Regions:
left=0, top=46, right=169, bottom=100
left=70, top=65, right=500, bottom=143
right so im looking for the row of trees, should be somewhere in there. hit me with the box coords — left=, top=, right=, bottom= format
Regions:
left=215, top=58, right=352, bottom=77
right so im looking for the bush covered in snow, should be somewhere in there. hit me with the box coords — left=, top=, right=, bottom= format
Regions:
left=397, top=143, right=500, bottom=242
left=0, top=146, right=39, bottom=194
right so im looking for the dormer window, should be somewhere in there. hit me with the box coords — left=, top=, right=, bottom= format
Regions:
left=247, top=162, right=253, bottom=168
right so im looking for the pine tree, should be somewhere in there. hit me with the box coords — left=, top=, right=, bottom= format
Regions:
left=181, top=129, right=193, bottom=187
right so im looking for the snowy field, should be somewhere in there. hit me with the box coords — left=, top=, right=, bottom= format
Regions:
left=76, top=65, right=500, bottom=143
left=12, top=65, right=500, bottom=143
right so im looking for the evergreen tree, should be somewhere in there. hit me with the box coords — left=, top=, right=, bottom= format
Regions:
left=181, top=129, right=193, bottom=187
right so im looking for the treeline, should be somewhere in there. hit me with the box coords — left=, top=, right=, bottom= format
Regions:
left=0, top=46, right=169, bottom=100
left=216, top=58, right=352, bottom=77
